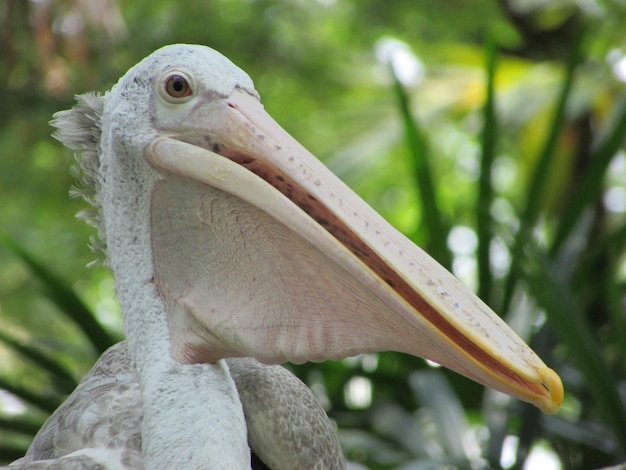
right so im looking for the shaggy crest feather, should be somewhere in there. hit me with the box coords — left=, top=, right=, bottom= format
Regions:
left=51, top=92, right=107, bottom=264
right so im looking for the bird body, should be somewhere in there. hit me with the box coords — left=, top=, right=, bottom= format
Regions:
left=10, top=343, right=342, bottom=469
left=6, top=44, right=562, bottom=469
left=13, top=342, right=143, bottom=469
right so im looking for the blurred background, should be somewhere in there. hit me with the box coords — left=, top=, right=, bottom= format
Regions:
left=1, top=0, right=626, bottom=468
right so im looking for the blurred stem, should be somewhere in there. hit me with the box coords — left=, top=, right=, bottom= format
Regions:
left=551, top=98, right=626, bottom=254
left=514, top=326, right=554, bottom=469
left=477, top=36, right=498, bottom=305
left=390, top=69, right=451, bottom=268
left=606, top=264, right=626, bottom=375
left=499, top=31, right=583, bottom=316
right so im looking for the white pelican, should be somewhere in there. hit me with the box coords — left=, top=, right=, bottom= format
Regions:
left=6, top=44, right=562, bottom=469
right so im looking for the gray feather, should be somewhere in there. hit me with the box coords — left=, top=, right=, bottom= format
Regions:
left=7, top=344, right=345, bottom=469
left=227, top=358, right=345, bottom=470
left=50, top=93, right=107, bottom=263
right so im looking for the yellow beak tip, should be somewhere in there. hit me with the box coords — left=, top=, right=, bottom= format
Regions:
left=537, top=367, right=564, bottom=414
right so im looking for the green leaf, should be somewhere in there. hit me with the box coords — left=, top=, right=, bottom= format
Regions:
left=574, top=220, right=626, bottom=370
left=0, top=446, right=29, bottom=465
left=390, top=70, right=451, bottom=268
left=0, top=416, right=44, bottom=436
left=521, top=246, right=626, bottom=454
left=0, top=330, right=78, bottom=395
left=0, top=232, right=116, bottom=355
left=409, top=369, right=474, bottom=464
left=0, top=378, right=62, bottom=415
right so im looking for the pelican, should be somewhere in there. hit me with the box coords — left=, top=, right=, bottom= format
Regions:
left=6, top=44, right=562, bottom=469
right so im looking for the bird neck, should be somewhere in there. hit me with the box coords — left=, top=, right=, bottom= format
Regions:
left=100, top=142, right=250, bottom=468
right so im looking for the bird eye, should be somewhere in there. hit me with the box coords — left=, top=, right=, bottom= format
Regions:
left=164, top=74, right=192, bottom=99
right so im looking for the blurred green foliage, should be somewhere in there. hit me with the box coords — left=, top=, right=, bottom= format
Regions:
left=1, top=0, right=626, bottom=468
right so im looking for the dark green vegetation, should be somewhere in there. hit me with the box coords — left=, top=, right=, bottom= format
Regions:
left=1, top=1, right=626, bottom=468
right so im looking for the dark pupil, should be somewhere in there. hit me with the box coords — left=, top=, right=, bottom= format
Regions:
left=172, top=78, right=184, bottom=92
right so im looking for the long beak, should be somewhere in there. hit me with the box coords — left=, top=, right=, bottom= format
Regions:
left=146, top=88, right=563, bottom=414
